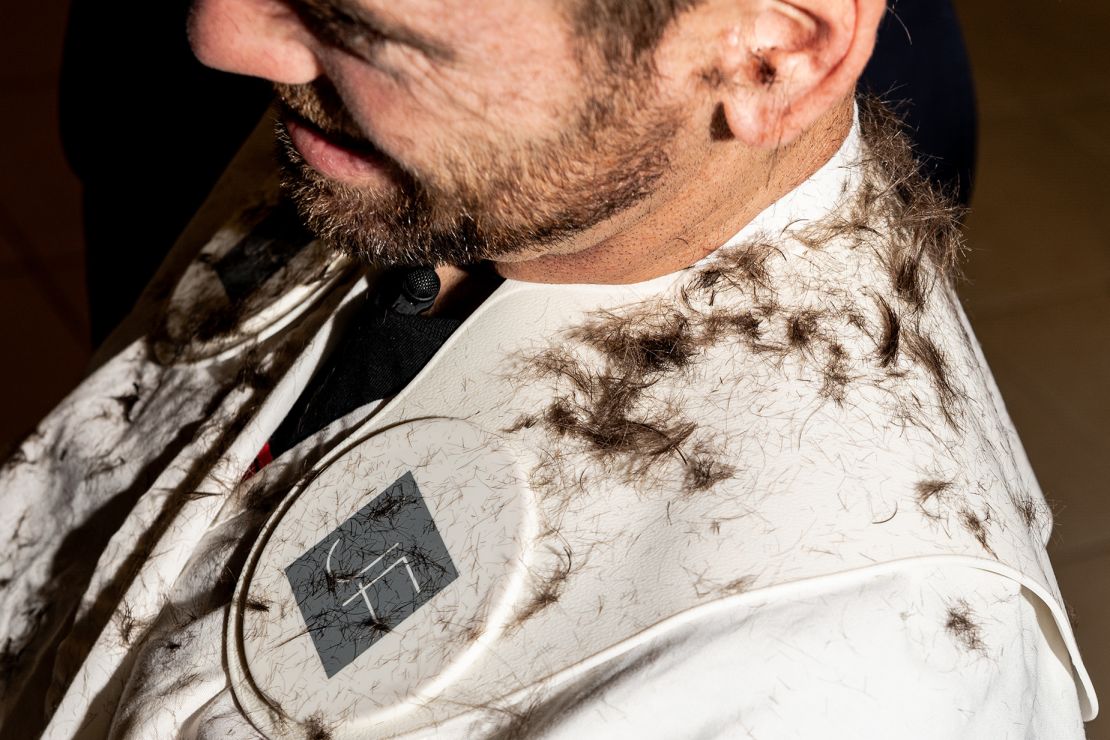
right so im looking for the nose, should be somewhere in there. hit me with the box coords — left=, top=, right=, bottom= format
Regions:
left=189, top=0, right=322, bottom=84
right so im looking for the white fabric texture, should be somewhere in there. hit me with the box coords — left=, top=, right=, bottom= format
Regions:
left=442, top=565, right=1084, bottom=739
left=120, top=564, right=1085, bottom=739
left=0, top=104, right=1095, bottom=739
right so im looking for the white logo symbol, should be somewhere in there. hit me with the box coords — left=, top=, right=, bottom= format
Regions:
left=326, top=540, right=422, bottom=620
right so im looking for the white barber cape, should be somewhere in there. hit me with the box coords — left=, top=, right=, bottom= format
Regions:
left=0, top=106, right=1097, bottom=739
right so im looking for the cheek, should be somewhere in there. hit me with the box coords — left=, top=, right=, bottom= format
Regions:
left=321, top=53, right=498, bottom=172
left=321, top=42, right=587, bottom=172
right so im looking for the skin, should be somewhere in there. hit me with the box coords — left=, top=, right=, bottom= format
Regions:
left=188, top=0, right=885, bottom=309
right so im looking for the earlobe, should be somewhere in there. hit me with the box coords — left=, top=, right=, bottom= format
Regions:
left=715, top=0, right=882, bottom=149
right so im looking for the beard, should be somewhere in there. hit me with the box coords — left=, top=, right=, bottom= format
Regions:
left=274, top=71, right=684, bottom=267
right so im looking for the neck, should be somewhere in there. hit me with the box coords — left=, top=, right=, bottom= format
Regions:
left=495, top=99, right=854, bottom=286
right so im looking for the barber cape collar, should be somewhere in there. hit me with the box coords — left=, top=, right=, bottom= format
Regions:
left=226, top=109, right=1094, bottom=738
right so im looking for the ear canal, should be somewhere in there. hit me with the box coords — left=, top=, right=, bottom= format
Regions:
left=751, top=52, right=777, bottom=87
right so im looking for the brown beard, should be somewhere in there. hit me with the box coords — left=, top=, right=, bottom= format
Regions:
left=274, top=72, right=684, bottom=267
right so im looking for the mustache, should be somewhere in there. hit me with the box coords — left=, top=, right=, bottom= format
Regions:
left=274, top=80, right=375, bottom=152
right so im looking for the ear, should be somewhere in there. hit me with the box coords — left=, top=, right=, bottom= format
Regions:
left=717, top=0, right=885, bottom=148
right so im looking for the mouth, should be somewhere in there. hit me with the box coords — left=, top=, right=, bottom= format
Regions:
left=281, top=109, right=394, bottom=185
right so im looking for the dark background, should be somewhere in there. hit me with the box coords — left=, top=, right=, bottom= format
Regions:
left=1, top=1, right=1107, bottom=733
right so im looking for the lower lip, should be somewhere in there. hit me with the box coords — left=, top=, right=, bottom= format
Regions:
left=285, top=117, right=391, bottom=184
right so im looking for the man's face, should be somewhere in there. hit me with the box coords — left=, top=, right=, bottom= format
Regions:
left=192, top=0, right=691, bottom=267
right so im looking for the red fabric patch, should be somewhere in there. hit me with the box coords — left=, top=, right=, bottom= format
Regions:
left=244, top=441, right=274, bottom=481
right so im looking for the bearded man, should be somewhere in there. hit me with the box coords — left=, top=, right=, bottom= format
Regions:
left=0, top=0, right=1095, bottom=738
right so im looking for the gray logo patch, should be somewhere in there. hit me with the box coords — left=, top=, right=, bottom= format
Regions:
left=285, top=471, right=459, bottom=678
